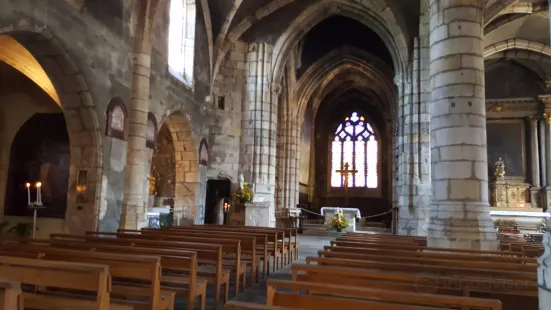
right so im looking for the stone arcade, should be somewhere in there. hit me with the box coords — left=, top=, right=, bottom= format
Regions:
left=1, top=0, right=551, bottom=307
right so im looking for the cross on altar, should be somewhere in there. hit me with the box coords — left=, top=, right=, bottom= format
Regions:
left=336, top=162, right=357, bottom=197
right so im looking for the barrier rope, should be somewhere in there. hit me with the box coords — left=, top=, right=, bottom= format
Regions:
left=297, top=208, right=392, bottom=219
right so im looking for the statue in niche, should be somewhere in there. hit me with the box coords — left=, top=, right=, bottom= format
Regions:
left=494, top=157, right=506, bottom=179
left=238, top=172, right=245, bottom=189
left=149, top=166, right=159, bottom=196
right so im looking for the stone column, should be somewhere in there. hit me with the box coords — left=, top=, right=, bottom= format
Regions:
left=529, top=116, right=541, bottom=208
left=427, top=0, right=497, bottom=250
left=241, top=42, right=278, bottom=227
left=275, top=91, right=299, bottom=211
left=541, top=119, right=547, bottom=187
left=120, top=7, right=152, bottom=229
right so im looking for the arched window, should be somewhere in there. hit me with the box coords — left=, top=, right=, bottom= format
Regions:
left=331, top=112, right=378, bottom=188
left=168, top=0, right=195, bottom=86
left=105, top=97, right=128, bottom=141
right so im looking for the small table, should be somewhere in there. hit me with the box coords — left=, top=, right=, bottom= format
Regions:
left=321, top=207, right=361, bottom=232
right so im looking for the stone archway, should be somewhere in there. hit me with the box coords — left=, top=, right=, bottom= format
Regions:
left=160, top=111, right=201, bottom=223
left=0, top=30, right=102, bottom=234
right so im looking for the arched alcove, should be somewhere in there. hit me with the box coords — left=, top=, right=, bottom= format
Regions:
left=4, top=113, right=70, bottom=218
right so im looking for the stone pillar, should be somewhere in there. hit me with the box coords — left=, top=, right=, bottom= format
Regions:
left=397, top=0, right=432, bottom=237
left=275, top=92, right=299, bottom=211
left=427, top=0, right=497, bottom=250
left=541, top=119, right=548, bottom=187
left=529, top=116, right=541, bottom=208
left=241, top=42, right=278, bottom=227
left=120, top=8, right=152, bottom=229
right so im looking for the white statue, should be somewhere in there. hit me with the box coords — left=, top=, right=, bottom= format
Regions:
left=238, top=172, right=245, bottom=189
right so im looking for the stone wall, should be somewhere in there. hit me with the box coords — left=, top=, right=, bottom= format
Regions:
left=209, top=41, right=248, bottom=185
left=0, top=0, right=218, bottom=230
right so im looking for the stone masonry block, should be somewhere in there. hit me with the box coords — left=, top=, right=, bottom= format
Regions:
left=449, top=179, right=482, bottom=200
left=434, top=161, right=472, bottom=180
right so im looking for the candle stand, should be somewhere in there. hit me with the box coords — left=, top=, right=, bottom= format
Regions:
left=27, top=203, right=45, bottom=239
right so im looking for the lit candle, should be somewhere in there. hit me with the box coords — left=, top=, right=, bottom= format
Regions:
left=25, top=183, right=31, bottom=205
left=35, top=182, right=42, bottom=205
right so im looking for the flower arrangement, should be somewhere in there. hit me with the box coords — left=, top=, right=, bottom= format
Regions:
left=329, top=210, right=348, bottom=232
left=232, top=182, right=253, bottom=203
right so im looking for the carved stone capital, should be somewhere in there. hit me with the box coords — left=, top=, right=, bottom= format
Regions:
left=543, top=113, right=551, bottom=125
left=539, top=95, right=551, bottom=109
left=271, top=83, right=282, bottom=94
left=393, top=73, right=403, bottom=87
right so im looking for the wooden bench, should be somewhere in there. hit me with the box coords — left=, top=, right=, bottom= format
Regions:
left=50, top=234, right=227, bottom=309
left=306, top=256, right=536, bottom=281
left=133, top=228, right=263, bottom=285
left=194, top=224, right=299, bottom=262
left=139, top=227, right=271, bottom=278
left=88, top=231, right=246, bottom=297
left=264, top=279, right=455, bottom=310
left=267, top=279, right=502, bottom=309
left=171, top=226, right=284, bottom=271
left=41, top=238, right=206, bottom=310
left=225, top=301, right=300, bottom=310
left=330, top=239, right=518, bottom=256
left=0, top=280, right=22, bottom=310
left=192, top=225, right=295, bottom=266
left=0, top=243, right=172, bottom=310
left=340, top=234, right=427, bottom=246
left=318, top=250, right=537, bottom=272
left=0, top=255, right=130, bottom=310
left=323, top=245, right=538, bottom=264
left=290, top=263, right=537, bottom=310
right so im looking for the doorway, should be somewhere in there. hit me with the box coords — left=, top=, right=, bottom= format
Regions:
left=204, top=179, right=231, bottom=224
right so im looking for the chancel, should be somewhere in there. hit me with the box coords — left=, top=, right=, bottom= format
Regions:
left=1, top=0, right=551, bottom=309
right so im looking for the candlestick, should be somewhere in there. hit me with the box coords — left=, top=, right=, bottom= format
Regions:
left=25, top=182, right=31, bottom=206
left=35, top=182, right=42, bottom=205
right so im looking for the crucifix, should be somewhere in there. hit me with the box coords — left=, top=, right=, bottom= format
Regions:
left=335, top=162, right=357, bottom=204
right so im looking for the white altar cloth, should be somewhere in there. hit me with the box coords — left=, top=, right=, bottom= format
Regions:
left=321, top=207, right=361, bottom=232
left=320, top=207, right=361, bottom=218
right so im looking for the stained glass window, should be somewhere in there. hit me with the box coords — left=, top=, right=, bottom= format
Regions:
left=331, top=112, right=378, bottom=188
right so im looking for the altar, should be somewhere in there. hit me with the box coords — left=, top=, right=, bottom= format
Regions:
left=321, top=207, right=361, bottom=232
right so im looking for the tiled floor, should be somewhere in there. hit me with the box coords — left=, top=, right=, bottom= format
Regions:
left=176, top=235, right=334, bottom=309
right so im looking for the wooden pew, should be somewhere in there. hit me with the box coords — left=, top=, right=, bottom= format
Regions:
left=0, top=255, right=127, bottom=310
left=189, top=225, right=294, bottom=266
left=194, top=224, right=299, bottom=262
left=318, top=250, right=537, bottom=273
left=138, top=227, right=271, bottom=278
left=330, top=239, right=518, bottom=256
left=267, top=279, right=502, bottom=309
left=306, top=256, right=536, bottom=281
left=50, top=234, right=228, bottom=310
left=290, top=264, right=537, bottom=310
left=225, top=301, right=300, bottom=310
left=133, top=228, right=263, bottom=285
left=0, top=280, right=22, bottom=310
left=340, top=233, right=427, bottom=246
left=169, top=226, right=284, bottom=271
left=323, top=245, right=538, bottom=264
left=41, top=238, right=206, bottom=310
left=87, top=231, right=246, bottom=296
left=0, top=243, right=171, bottom=310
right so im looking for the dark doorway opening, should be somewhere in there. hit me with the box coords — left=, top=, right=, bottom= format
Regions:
left=204, top=179, right=231, bottom=224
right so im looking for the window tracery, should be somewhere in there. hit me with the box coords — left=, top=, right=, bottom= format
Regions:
left=330, top=112, right=378, bottom=188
